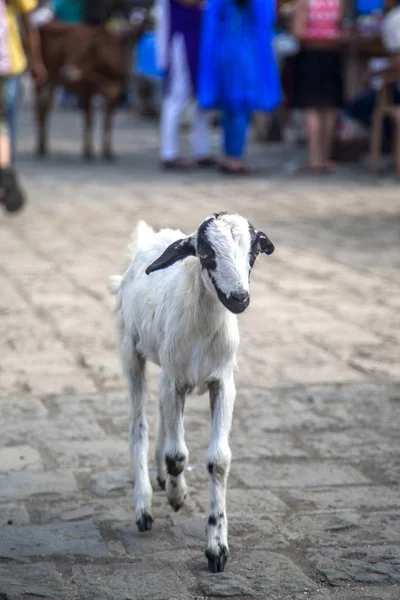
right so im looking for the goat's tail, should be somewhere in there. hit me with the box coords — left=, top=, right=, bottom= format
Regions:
left=108, top=220, right=154, bottom=296
left=108, top=275, right=123, bottom=295
left=128, top=220, right=154, bottom=258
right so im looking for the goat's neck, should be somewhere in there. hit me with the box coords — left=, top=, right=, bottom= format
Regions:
left=190, top=263, right=229, bottom=334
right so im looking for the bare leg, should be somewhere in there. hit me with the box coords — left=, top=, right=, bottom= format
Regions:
left=321, top=108, right=338, bottom=170
left=206, top=376, right=235, bottom=573
left=161, top=371, right=188, bottom=512
left=305, top=109, right=324, bottom=169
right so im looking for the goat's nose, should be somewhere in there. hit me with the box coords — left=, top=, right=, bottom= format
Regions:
left=231, top=291, right=250, bottom=305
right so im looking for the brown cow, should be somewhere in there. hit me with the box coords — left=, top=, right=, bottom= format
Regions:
left=36, top=18, right=147, bottom=160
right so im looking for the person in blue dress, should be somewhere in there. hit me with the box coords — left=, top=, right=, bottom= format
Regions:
left=197, top=0, right=281, bottom=173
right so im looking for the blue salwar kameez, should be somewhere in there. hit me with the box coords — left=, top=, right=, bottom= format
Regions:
left=197, top=0, right=281, bottom=158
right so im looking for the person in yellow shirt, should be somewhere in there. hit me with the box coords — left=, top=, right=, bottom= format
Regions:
left=5, top=0, right=46, bottom=164
left=1, top=0, right=45, bottom=212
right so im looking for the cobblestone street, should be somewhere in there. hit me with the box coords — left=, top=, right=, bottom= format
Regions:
left=0, top=104, right=399, bottom=600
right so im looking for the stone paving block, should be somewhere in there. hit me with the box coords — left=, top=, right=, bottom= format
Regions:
left=198, top=573, right=256, bottom=597
left=1, top=413, right=106, bottom=446
left=233, top=461, right=369, bottom=489
left=0, top=445, right=43, bottom=472
left=0, top=471, right=77, bottom=500
left=0, top=395, right=47, bottom=419
left=285, top=486, right=400, bottom=512
left=0, top=502, right=30, bottom=526
left=116, top=520, right=174, bottom=556
left=90, top=467, right=132, bottom=495
left=307, top=545, right=400, bottom=585
left=45, top=438, right=128, bottom=469
left=0, top=563, right=64, bottom=600
left=232, top=432, right=309, bottom=460
left=70, top=563, right=191, bottom=600
left=0, top=520, right=108, bottom=559
left=282, top=511, right=400, bottom=547
left=31, top=497, right=132, bottom=525
left=303, top=430, right=399, bottom=462
left=227, top=550, right=317, bottom=596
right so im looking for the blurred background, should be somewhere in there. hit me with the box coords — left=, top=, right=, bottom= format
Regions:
left=0, top=1, right=399, bottom=599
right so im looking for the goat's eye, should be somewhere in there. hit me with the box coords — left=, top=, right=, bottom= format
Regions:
left=198, top=253, right=209, bottom=260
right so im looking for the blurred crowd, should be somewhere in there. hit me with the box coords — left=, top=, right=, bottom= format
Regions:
left=1, top=0, right=400, bottom=213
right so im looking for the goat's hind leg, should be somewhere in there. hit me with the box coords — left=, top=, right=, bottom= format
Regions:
left=161, top=372, right=188, bottom=512
left=123, top=338, right=153, bottom=532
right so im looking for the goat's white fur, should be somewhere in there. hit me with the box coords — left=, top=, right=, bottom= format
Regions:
left=111, top=214, right=269, bottom=572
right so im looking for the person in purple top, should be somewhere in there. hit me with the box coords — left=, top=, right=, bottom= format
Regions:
left=157, top=0, right=213, bottom=169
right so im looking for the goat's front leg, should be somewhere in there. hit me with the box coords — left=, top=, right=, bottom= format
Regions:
left=161, top=372, right=188, bottom=512
left=155, top=398, right=166, bottom=490
left=206, top=376, right=235, bottom=573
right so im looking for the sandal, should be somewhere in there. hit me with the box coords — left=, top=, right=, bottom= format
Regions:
left=0, top=169, right=26, bottom=213
left=219, top=164, right=255, bottom=175
left=295, top=164, right=324, bottom=174
left=196, top=156, right=216, bottom=168
left=161, top=158, right=193, bottom=171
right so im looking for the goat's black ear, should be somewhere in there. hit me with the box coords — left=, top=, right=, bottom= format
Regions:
left=257, top=230, right=275, bottom=255
left=146, top=237, right=196, bottom=274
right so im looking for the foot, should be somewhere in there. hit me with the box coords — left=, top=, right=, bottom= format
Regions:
left=0, top=169, right=26, bottom=213
left=296, top=163, right=324, bottom=174
left=161, top=158, right=193, bottom=170
left=196, top=156, right=216, bottom=168
left=323, top=160, right=338, bottom=173
left=219, top=162, right=254, bottom=175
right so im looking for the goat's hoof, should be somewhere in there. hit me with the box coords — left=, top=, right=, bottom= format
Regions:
left=168, top=493, right=186, bottom=512
left=206, top=545, right=229, bottom=573
left=157, top=476, right=166, bottom=491
left=135, top=511, right=153, bottom=532
left=84, top=152, right=94, bottom=162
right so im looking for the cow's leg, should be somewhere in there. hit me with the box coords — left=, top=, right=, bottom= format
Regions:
left=81, top=93, right=94, bottom=160
left=205, top=376, right=235, bottom=573
left=103, top=98, right=117, bottom=161
left=35, top=83, right=54, bottom=157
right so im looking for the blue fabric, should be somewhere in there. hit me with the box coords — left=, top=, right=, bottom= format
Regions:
left=136, top=33, right=164, bottom=80
left=5, top=75, right=22, bottom=166
left=223, top=111, right=250, bottom=157
left=356, top=0, right=383, bottom=15
left=52, top=0, right=84, bottom=23
left=197, top=0, right=281, bottom=112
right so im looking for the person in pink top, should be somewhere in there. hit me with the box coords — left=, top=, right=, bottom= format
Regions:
left=292, top=0, right=344, bottom=172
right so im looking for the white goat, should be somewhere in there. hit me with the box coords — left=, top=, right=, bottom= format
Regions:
left=111, top=212, right=274, bottom=572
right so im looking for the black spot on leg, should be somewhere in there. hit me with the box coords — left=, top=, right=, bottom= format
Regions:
left=208, top=514, right=217, bottom=527
left=207, top=462, right=214, bottom=474
left=218, top=512, right=224, bottom=519
left=165, top=453, right=185, bottom=477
